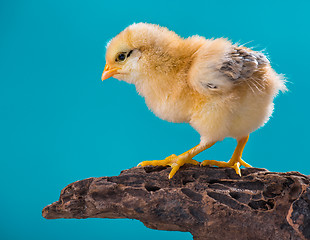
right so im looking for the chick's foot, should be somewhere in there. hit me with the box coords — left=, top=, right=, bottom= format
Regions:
left=201, top=158, right=252, bottom=176
left=138, top=154, right=200, bottom=179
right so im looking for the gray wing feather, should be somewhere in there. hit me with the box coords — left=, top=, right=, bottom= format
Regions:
left=219, top=47, right=269, bottom=81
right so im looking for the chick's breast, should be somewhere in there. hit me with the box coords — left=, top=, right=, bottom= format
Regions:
left=134, top=43, right=200, bottom=124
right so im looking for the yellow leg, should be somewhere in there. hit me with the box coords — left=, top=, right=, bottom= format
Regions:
left=201, top=135, right=252, bottom=176
left=138, top=142, right=216, bottom=179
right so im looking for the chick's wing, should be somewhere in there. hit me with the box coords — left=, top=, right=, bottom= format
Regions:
left=188, top=39, right=269, bottom=94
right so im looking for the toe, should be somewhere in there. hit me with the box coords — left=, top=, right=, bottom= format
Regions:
left=240, top=159, right=252, bottom=168
left=137, top=160, right=165, bottom=167
left=232, top=162, right=241, bottom=176
left=187, top=159, right=200, bottom=166
left=201, top=160, right=214, bottom=166
left=137, top=161, right=149, bottom=167
left=169, top=163, right=180, bottom=179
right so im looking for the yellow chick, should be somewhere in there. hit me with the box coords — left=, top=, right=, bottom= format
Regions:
left=101, top=23, right=286, bottom=179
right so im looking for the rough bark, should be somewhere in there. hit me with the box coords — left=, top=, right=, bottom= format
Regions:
left=42, top=165, right=310, bottom=240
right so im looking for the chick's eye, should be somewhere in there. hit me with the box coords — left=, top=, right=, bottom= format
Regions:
left=116, top=53, right=126, bottom=62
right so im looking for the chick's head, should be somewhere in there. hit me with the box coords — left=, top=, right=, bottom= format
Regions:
left=102, top=23, right=184, bottom=84
left=102, top=27, right=142, bottom=84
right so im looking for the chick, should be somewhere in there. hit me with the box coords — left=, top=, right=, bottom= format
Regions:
left=102, top=23, right=286, bottom=179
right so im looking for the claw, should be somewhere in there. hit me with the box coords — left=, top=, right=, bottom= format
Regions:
left=137, top=142, right=215, bottom=179
left=137, top=154, right=199, bottom=179
left=201, top=158, right=251, bottom=176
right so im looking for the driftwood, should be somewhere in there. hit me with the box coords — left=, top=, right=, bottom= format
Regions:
left=42, top=165, right=310, bottom=240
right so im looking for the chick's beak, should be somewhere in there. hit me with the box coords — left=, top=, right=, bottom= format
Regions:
left=101, top=64, right=120, bottom=81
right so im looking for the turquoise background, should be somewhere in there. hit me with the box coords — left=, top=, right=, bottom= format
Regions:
left=1, top=0, right=309, bottom=239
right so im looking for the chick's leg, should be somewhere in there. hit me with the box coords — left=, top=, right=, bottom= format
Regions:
left=138, top=142, right=216, bottom=179
left=201, top=135, right=252, bottom=176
